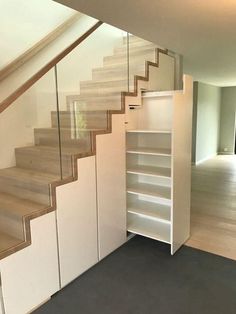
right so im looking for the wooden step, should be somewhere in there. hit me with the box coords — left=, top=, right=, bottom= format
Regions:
left=34, top=127, right=91, bottom=149
left=80, top=79, right=130, bottom=96
left=103, top=50, right=156, bottom=66
left=0, top=192, right=45, bottom=240
left=15, top=145, right=73, bottom=176
left=67, top=93, right=122, bottom=111
left=0, top=167, right=59, bottom=205
left=51, top=110, right=108, bottom=129
left=123, top=35, right=155, bottom=45
left=92, top=63, right=145, bottom=82
left=0, top=230, right=23, bottom=254
left=114, top=42, right=157, bottom=55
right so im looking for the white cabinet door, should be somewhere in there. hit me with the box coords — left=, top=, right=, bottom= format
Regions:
left=56, top=156, right=98, bottom=287
left=0, top=212, right=59, bottom=314
left=96, top=114, right=127, bottom=259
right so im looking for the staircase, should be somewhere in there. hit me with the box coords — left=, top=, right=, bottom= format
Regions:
left=0, top=35, right=171, bottom=260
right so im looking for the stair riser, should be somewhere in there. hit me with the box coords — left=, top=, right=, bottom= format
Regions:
left=34, top=129, right=91, bottom=149
left=51, top=112, right=108, bottom=129
left=114, top=43, right=156, bottom=55
left=80, top=82, right=128, bottom=96
left=103, top=51, right=156, bottom=66
left=69, top=95, right=121, bottom=110
left=0, top=177, right=50, bottom=205
left=0, top=213, right=23, bottom=240
left=123, top=35, right=153, bottom=45
left=15, top=150, right=72, bottom=177
left=92, top=65, right=145, bottom=81
left=69, top=103, right=121, bottom=111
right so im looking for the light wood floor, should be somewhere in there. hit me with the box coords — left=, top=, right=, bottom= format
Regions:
left=185, top=155, right=236, bottom=260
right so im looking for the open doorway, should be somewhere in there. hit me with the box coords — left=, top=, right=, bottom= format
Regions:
left=186, top=82, right=236, bottom=261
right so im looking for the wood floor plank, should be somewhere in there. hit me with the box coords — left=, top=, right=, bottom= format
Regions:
left=186, top=155, right=236, bottom=261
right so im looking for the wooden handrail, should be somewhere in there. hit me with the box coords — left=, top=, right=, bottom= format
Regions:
left=0, top=13, right=82, bottom=82
left=0, top=20, right=103, bottom=114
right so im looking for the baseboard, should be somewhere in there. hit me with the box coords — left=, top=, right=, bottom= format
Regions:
left=195, top=154, right=216, bottom=165
left=218, top=152, right=235, bottom=155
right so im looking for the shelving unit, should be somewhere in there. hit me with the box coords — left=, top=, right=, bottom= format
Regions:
left=126, top=129, right=172, bottom=244
left=125, top=77, right=193, bottom=254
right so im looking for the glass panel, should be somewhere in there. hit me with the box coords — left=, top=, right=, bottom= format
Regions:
left=0, top=68, right=60, bottom=218
left=128, top=34, right=181, bottom=92
left=56, top=23, right=129, bottom=178
left=127, top=33, right=159, bottom=90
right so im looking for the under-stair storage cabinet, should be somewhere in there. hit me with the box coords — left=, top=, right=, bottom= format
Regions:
left=126, top=75, right=193, bottom=254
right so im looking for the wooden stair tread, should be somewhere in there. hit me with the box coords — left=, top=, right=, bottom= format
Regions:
left=51, top=110, right=108, bottom=115
left=81, top=78, right=129, bottom=86
left=0, top=230, right=22, bottom=252
left=16, top=144, right=94, bottom=155
left=0, top=192, right=46, bottom=217
left=0, top=167, right=59, bottom=184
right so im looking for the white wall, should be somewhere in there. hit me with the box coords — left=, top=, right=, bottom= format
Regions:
left=0, top=14, right=97, bottom=104
left=56, top=23, right=125, bottom=109
left=219, top=87, right=236, bottom=154
left=192, top=82, right=221, bottom=164
left=0, top=0, right=75, bottom=69
left=0, top=69, right=57, bottom=169
left=0, top=212, right=60, bottom=314
left=0, top=23, right=125, bottom=169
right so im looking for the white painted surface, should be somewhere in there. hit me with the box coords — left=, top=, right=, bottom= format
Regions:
left=139, top=95, right=173, bottom=130
left=193, top=82, right=221, bottom=164
left=0, top=288, right=4, bottom=314
left=171, top=75, right=193, bottom=254
left=0, top=23, right=125, bottom=169
left=57, top=0, right=236, bottom=86
left=0, top=0, right=75, bottom=69
left=56, top=156, right=98, bottom=287
left=56, top=23, right=125, bottom=108
left=219, top=87, right=236, bottom=154
left=126, top=75, right=192, bottom=254
left=125, top=54, right=175, bottom=129
left=0, top=212, right=59, bottom=314
left=0, top=69, right=58, bottom=170
left=96, top=114, right=126, bottom=259
left=147, top=53, right=174, bottom=91
left=127, top=212, right=170, bottom=243
left=0, top=14, right=97, bottom=104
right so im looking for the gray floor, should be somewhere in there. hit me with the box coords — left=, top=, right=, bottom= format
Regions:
left=34, top=236, right=236, bottom=314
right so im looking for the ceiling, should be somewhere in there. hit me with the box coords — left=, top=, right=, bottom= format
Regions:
left=55, top=0, right=236, bottom=86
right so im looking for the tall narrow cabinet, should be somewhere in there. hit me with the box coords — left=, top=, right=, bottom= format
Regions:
left=126, top=75, right=193, bottom=254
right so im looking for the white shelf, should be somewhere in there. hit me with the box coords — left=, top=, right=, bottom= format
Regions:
left=127, top=182, right=171, bottom=202
left=127, top=165, right=171, bottom=178
left=127, top=213, right=170, bottom=244
left=128, top=199, right=171, bottom=223
left=142, top=90, right=179, bottom=98
left=126, top=147, right=171, bottom=156
left=126, top=130, right=171, bottom=134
